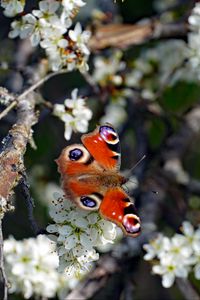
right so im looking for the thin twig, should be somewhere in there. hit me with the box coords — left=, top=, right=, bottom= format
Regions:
left=0, top=101, right=17, bottom=121
left=176, top=278, right=200, bottom=300
left=0, top=69, right=67, bottom=120
left=17, top=69, right=67, bottom=101
left=0, top=219, right=8, bottom=300
left=82, top=72, right=100, bottom=94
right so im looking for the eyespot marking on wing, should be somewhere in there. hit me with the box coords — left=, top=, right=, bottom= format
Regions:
left=77, top=193, right=102, bottom=211
left=63, top=145, right=91, bottom=163
left=99, top=125, right=119, bottom=145
left=122, top=214, right=141, bottom=235
left=69, top=148, right=83, bottom=161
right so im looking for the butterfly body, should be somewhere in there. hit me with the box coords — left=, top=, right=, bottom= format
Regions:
left=56, top=124, right=141, bottom=237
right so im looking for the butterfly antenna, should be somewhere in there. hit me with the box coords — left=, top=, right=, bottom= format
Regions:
left=129, top=154, right=146, bottom=173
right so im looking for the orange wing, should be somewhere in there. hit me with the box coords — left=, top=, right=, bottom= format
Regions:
left=99, top=188, right=141, bottom=237
left=82, top=124, right=121, bottom=171
left=56, top=144, right=104, bottom=210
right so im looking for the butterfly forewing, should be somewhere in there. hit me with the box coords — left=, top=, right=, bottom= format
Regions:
left=82, top=124, right=121, bottom=171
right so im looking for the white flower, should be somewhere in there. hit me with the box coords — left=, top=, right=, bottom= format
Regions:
left=187, top=3, right=200, bottom=80
left=69, top=23, right=91, bottom=55
left=46, top=192, right=117, bottom=277
left=32, top=0, right=69, bottom=34
left=143, top=234, right=169, bottom=260
left=8, top=1, right=68, bottom=47
left=33, top=0, right=60, bottom=17
left=7, top=0, right=90, bottom=72
left=125, top=40, right=188, bottom=97
left=4, top=235, right=60, bottom=298
left=53, top=89, right=92, bottom=140
left=153, top=256, right=189, bottom=288
left=160, top=234, right=193, bottom=261
left=62, top=0, right=86, bottom=17
left=40, top=27, right=69, bottom=57
left=143, top=221, right=200, bottom=289
left=100, top=102, right=127, bottom=128
left=9, top=13, right=41, bottom=46
left=1, top=0, right=25, bottom=17
left=4, top=235, right=82, bottom=299
left=93, top=51, right=125, bottom=86
left=181, top=221, right=200, bottom=252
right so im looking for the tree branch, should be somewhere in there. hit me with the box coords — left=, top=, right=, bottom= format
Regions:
left=0, top=93, right=37, bottom=201
left=89, top=20, right=188, bottom=50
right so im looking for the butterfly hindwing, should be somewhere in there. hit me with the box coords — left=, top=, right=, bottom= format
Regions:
left=99, top=188, right=141, bottom=237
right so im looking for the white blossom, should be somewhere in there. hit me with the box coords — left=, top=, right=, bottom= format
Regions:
left=125, top=40, right=188, bottom=98
left=143, top=221, right=200, bottom=288
left=69, top=22, right=91, bottom=55
left=53, top=89, right=92, bottom=140
left=100, top=102, right=127, bottom=128
left=47, top=192, right=117, bottom=277
left=92, top=51, right=125, bottom=86
left=4, top=235, right=74, bottom=299
left=181, top=221, right=200, bottom=252
left=62, top=0, right=86, bottom=17
left=152, top=255, right=189, bottom=288
left=1, top=0, right=25, bottom=17
left=7, top=0, right=91, bottom=72
left=187, top=2, right=200, bottom=80
left=143, top=234, right=169, bottom=261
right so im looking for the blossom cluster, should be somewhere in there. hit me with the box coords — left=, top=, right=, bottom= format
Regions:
left=92, top=51, right=129, bottom=128
left=53, top=88, right=92, bottom=140
left=2, top=0, right=90, bottom=72
left=143, top=221, right=200, bottom=288
left=4, top=235, right=78, bottom=299
left=1, top=0, right=25, bottom=17
left=46, top=192, right=117, bottom=277
left=90, top=4, right=200, bottom=107
left=92, top=51, right=125, bottom=87
left=187, top=2, right=200, bottom=80
left=125, top=40, right=189, bottom=99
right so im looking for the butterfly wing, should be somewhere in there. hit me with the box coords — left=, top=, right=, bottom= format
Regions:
left=82, top=124, right=121, bottom=171
left=56, top=144, right=104, bottom=210
left=56, top=124, right=141, bottom=237
left=99, top=188, right=141, bottom=237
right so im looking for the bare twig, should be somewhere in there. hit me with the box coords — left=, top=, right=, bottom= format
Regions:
left=17, top=69, right=67, bottom=101
left=0, top=101, right=17, bottom=121
left=0, top=219, right=8, bottom=300
left=66, top=255, right=119, bottom=300
left=0, top=69, right=67, bottom=120
left=176, top=278, right=200, bottom=300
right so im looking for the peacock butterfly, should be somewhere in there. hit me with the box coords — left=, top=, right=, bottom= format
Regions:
left=56, top=124, right=141, bottom=237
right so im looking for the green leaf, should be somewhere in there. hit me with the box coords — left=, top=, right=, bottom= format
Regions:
left=161, top=82, right=200, bottom=114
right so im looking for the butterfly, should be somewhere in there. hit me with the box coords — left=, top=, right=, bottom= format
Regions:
left=56, top=124, right=141, bottom=237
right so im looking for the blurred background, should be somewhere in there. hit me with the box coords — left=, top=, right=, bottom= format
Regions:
left=0, top=0, right=200, bottom=299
